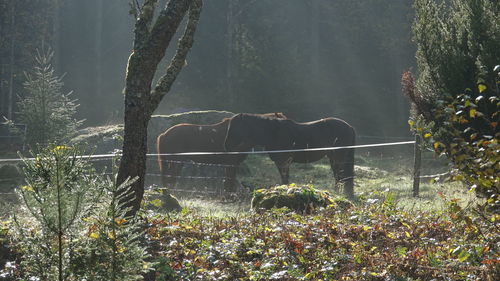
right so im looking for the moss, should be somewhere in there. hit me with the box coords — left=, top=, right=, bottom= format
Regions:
left=251, top=184, right=352, bottom=214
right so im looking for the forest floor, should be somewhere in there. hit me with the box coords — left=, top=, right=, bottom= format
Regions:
left=1, top=153, right=498, bottom=280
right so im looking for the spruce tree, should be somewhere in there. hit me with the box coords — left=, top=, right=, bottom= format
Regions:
left=14, top=49, right=82, bottom=148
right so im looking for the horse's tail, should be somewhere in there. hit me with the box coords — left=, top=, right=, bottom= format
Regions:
left=156, top=133, right=165, bottom=182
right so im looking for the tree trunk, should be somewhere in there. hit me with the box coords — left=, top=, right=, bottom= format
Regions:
left=0, top=4, right=4, bottom=118
left=117, top=94, right=150, bottom=213
left=310, top=0, right=320, bottom=80
left=117, top=0, right=202, bottom=215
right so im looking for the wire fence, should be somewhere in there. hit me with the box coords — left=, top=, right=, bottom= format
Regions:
left=0, top=140, right=455, bottom=200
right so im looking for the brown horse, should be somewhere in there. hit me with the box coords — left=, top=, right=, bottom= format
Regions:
left=156, top=113, right=286, bottom=192
left=224, top=113, right=356, bottom=198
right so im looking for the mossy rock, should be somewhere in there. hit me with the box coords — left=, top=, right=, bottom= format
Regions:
left=70, top=124, right=123, bottom=154
left=251, top=184, right=353, bottom=214
left=163, top=193, right=182, bottom=212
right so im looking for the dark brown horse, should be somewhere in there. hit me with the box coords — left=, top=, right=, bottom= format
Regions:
left=156, top=113, right=286, bottom=192
left=224, top=113, right=356, bottom=198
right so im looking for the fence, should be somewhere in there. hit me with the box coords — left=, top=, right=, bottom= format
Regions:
left=0, top=140, right=453, bottom=200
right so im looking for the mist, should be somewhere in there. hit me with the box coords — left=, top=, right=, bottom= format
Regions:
left=0, top=0, right=416, bottom=140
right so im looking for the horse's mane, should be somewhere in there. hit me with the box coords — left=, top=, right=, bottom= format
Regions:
left=226, top=112, right=287, bottom=123
left=239, top=112, right=287, bottom=120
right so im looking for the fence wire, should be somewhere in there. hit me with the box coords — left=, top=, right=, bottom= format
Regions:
left=0, top=141, right=454, bottom=198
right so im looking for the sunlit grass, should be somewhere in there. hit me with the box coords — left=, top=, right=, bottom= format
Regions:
left=174, top=152, right=477, bottom=215
left=0, top=151, right=479, bottom=217
left=177, top=197, right=250, bottom=217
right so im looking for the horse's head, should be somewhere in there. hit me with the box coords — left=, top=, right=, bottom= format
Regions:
left=224, top=113, right=248, bottom=151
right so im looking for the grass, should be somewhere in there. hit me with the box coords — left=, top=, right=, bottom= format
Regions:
left=235, top=152, right=476, bottom=212
left=0, top=150, right=477, bottom=217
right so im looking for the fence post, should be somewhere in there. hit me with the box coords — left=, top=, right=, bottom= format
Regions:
left=412, top=134, right=421, bottom=197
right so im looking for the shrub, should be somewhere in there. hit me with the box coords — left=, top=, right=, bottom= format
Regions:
left=405, top=0, right=499, bottom=210
left=8, top=145, right=151, bottom=280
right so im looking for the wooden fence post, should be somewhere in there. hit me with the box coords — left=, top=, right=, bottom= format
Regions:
left=412, top=134, right=421, bottom=197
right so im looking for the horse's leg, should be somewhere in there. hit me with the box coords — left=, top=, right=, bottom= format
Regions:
left=275, top=157, right=292, bottom=185
left=341, top=147, right=355, bottom=199
left=162, top=159, right=183, bottom=190
left=329, top=157, right=342, bottom=193
left=329, top=149, right=355, bottom=198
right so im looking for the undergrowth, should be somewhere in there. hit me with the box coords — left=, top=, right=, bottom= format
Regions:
left=142, top=192, right=499, bottom=280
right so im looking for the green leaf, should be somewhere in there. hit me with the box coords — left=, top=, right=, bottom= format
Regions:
left=396, top=246, right=407, bottom=257
left=457, top=250, right=471, bottom=262
left=478, top=84, right=487, bottom=93
left=150, top=199, right=163, bottom=208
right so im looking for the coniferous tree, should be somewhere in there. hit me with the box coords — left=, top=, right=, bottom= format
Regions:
left=11, top=49, right=83, bottom=149
left=405, top=0, right=499, bottom=208
left=12, top=146, right=151, bottom=280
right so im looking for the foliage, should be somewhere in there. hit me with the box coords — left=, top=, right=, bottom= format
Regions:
left=5, top=146, right=151, bottom=280
left=72, top=174, right=152, bottom=281
left=11, top=145, right=102, bottom=280
left=5, top=49, right=83, bottom=149
left=406, top=0, right=500, bottom=209
left=251, top=184, right=353, bottom=214
left=140, top=194, right=499, bottom=280
left=0, top=152, right=497, bottom=279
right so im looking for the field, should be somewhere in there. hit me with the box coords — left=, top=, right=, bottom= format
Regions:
left=167, top=148, right=475, bottom=216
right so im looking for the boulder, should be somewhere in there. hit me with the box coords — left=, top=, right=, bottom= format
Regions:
left=162, top=193, right=182, bottom=212
left=251, top=184, right=353, bottom=214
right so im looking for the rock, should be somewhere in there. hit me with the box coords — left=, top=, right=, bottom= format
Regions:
left=162, top=193, right=182, bottom=212
left=70, top=124, right=123, bottom=154
left=251, top=184, right=353, bottom=214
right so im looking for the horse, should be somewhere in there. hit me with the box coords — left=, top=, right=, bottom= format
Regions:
left=224, top=113, right=356, bottom=198
left=156, top=113, right=286, bottom=193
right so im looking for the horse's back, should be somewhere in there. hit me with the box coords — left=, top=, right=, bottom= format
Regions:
left=157, top=121, right=246, bottom=165
left=159, top=122, right=227, bottom=152
left=292, top=118, right=354, bottom=146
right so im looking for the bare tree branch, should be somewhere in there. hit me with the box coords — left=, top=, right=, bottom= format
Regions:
left=149, top=0, right=202, bottom=113
left=133, top=0, right=159, bottom=50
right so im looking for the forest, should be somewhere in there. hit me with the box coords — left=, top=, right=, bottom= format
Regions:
left=0, top=0, right=498, bottom=280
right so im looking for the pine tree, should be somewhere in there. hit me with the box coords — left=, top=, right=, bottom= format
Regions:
left=14, top=49, right=83, bottom=148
